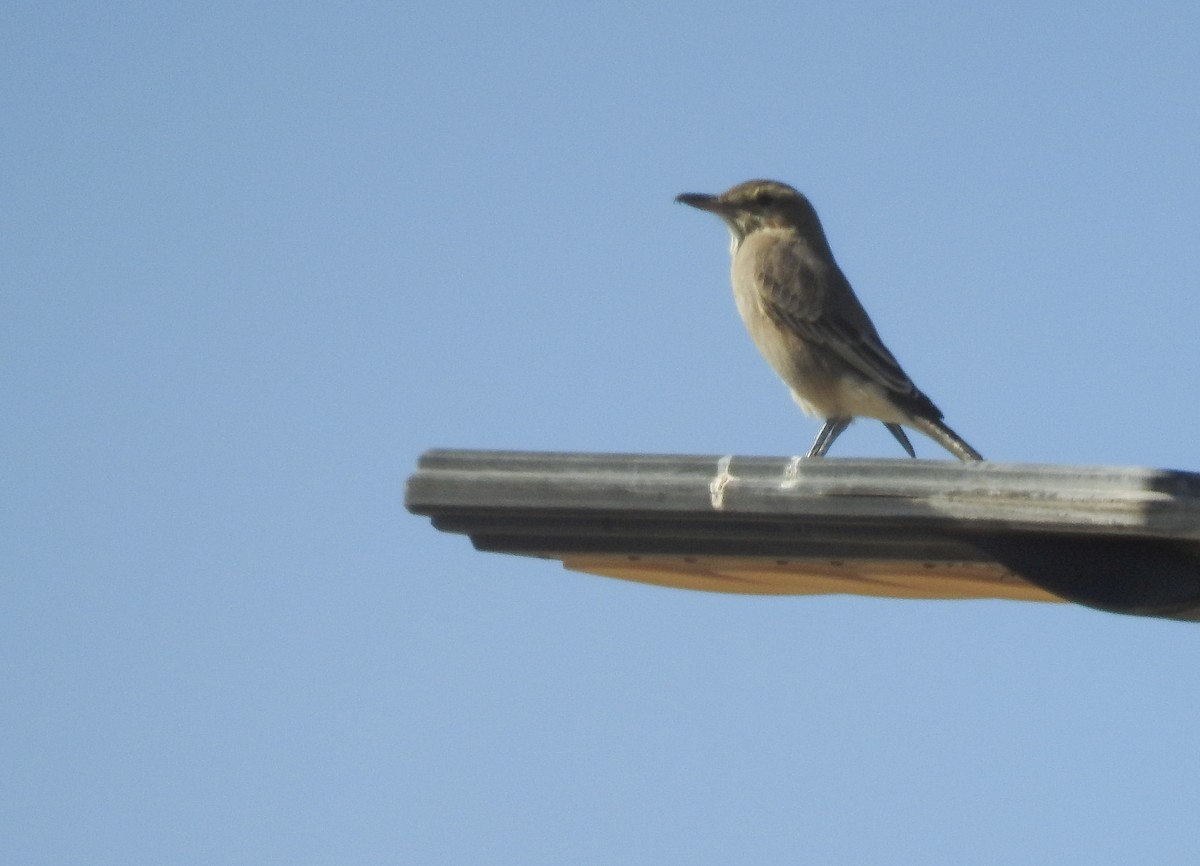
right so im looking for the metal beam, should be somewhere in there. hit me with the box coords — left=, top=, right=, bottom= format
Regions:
left=406, top=450, right=1200, bottom=621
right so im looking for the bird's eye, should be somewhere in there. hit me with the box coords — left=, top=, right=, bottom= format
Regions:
left=753, top=191, right=773, bottom=206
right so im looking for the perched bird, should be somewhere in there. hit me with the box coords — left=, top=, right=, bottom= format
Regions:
left=676, top=179, right=983, bottom=462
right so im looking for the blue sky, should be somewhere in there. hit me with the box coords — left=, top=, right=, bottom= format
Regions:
left=6, top=2, right=1200, bottom=863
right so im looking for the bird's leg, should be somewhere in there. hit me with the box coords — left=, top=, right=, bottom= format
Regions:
left=807, top=418, right=851, bottom=458
left=883, top=423, right=916, bottom=458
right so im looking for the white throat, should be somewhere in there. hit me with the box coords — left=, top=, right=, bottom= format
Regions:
left=726, top=226, right=741, bottom=257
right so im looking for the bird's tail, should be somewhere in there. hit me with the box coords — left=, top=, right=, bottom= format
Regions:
left=910, top=416, right=984, bottom=463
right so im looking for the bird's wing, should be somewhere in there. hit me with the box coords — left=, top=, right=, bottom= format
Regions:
left=756, top=240, right=924, bottom=400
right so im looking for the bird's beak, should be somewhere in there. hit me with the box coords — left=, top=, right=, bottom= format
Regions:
left=675, top=192, right=725, bottom=213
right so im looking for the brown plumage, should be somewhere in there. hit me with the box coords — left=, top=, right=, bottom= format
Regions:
left=677, top=179, right=982, bottom=462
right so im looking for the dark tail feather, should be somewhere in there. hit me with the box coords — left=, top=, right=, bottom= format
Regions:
left=910, top=416, right=984, bottom=462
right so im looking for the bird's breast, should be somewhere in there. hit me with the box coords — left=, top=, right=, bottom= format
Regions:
left=729, top=242, right=817, bottom=401
left=727, top=231, right=907, bottom=424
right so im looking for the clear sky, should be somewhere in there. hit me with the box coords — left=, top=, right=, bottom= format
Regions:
left=6, top=2, right=1200, bottom=863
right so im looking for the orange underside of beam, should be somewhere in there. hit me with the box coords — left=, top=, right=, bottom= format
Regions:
left=559, top=554, right=1064, bottom=603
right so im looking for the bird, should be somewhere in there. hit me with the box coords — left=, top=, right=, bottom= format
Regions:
left=676, top=179, right=983, bottom=462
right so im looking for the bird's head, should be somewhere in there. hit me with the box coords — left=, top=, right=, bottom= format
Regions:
left=676, top=179, right=828, bottom=252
